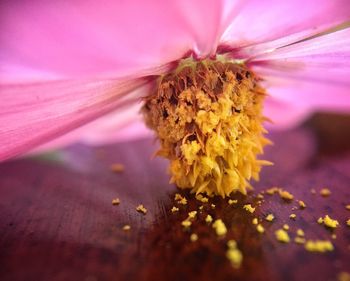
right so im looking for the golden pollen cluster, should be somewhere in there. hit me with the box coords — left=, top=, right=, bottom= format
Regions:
left=142, top=58, right=271, bottom=197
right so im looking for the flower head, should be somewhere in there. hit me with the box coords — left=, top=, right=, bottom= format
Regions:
left=1, top=1, right=350, bottom=195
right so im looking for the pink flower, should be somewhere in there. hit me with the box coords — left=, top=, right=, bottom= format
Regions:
left=1, top=0, right=350, bottom=161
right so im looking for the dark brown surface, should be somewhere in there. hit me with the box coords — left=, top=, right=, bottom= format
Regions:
left=0, top=114, right=350, bottom=281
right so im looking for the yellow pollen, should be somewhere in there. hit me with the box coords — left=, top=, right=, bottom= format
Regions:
left=304, top=240, right=334, bottom=253
left=212, top=219, right=227, bottom=236
left=275, top=229, right=290, bottom=243
left=142, top=58, right=271, bottom=197
left=243, top=204, right=256, bottom=213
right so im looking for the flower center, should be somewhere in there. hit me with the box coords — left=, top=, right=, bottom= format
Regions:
left=142, top=57, right=272, bottom=197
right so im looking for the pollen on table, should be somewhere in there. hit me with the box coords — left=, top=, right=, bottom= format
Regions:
left=283, top=224, right=289, bottom=231
left=188, top=211, right=197, bottom=219
left=299, top=200, right=306, bottom=209
left=136, top=204, right=147, bottom=214
left=310, top=188, right=317, bottom=194
left=338, top=272, right=350, bottom=281
left=205, top=214, right=213, bottom=223
left=211, top=204, right=216, bottom=209
left=212, top=219, right=227, bottom=236
left=190, top=233, right=198, bottom=242
left=256, top=224, right=265, bottom=233
left=110, top=163, right=125, bottom=173
left=257, top=194, right=264, bottom=199
left=289, top=214, right=297, bottom=220
left=142, top=58, right=271, bottom=197
left=320, top=188, right=331, bottom=197
left=181, top=220, right=192, bottom=228
left=171, top=206, right=179, bottom=213
left=320, top=215, right=339, bottom=229
left=252, top=218, right=258, bottom=225
left=294, top=237, right=306, bottom=244
left=265, top=214, right=274, bottom=222
left=174, top=193, right=183, bottom=201
left=346, top=219, right=350, bottom=226
left=266, top=187, right=279, bottom=195
left=275, top=229, right=290, bottom=243
left=226, top=240, right=243, bottom=269
left=331, top=234, right=337, bottom=239
left=346, top=204, right=350, bottom=211
left=178, top=198, right=188, bottom=205
left=112, top=198, right=120, bottom=205
left=296, top=229, right=305, bottom=237
left=279, top=190, right=294, bottom=201
left=228, top=199, right=238, bottom=205
left=243, top=204, right=255, bottom=213
left=122, top=225, right=131, bottom=231
left=304, top=240, right=334, bottom=253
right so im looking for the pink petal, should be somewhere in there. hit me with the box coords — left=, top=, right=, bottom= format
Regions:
left=32, top=104, right=152, bottom=154
left=250, top=28, right=350, bottom=113
left=1, top=0, right=224, bottom=80
left=0, top=78, right=150, bottom=161
left=220, top=0, right=350, bottom=57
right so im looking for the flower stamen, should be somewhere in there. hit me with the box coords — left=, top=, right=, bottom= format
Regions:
left=142, top=58, right=272, bottom=197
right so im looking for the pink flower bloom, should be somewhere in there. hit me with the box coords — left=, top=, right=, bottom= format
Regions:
left=1, top=0, right=350, bottom=161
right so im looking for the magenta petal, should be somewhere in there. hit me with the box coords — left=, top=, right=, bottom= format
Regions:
left=221, top=0, right=350, bottom=57
left=1, top=0, right=225, bottom=79
left=0, top=78, right=149, bottom=161
left=250, top=28, right=350, bottom=112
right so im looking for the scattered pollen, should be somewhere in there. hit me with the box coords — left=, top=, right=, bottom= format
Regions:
left=188, top=211, right=198, bottom=219
left=266, top=187, right=279, bottom=195
left=122, top=225, right=131, bottom=231
left=305, top=240, right=334, bottom=253
left=212, top=219, right=227, bottom=236
left=226, top=240, right=243, bottom=269
left=205, top=214, right=213, bottom=223
left=256, top=224, right=265, bottom=233
left=279, top=190, right=294, bottom=201
left=136, top=204, right=147, bottom=214
left=346, top=219, right=350, bottom=226
left=320, top=188, right=331, bottom=197
left=296, top=229, right=305, bottom=237
left=257, top=194, right=264, bottom=199
left=299, top=200, right=306, bottom=209
left=283, top=224, right=289, bottom=231
left=211, top=204, right=216, bottom=209
left=338, top=272, right=350, bottom=281
left=171, top=206, right=179, bottom=213
left=112, top=198, right=120, bottom=205
left=190, top=233, right=198, bottom=242
left=265, top=214, right=274, bottom=222
left=310, top=188, right=316, bottom=194
left=228, top=199, right=238, bottom=205
left=321, top=215, right=339, bottom=229
left=275, top=229, right=290, bottom=243
left=346, top=205, right=350, bottom=211
left=110, top=163, right=125, bottom=173
left=317, top=217, right=324, bottom=224
left=142, top=58, right=271, bottom=197
left=179, top=198, right=188, bottom=205
left=294, top=237, right=306, bottom=244
left=181, top=220, right=192, bottom=228
left=289, top=214, right=297, bottom=220
left=332, top=234, right=337, bottom=239
left=252, top=218, right=258, bottom=225
left=243, top=204, right=255, bottom=213
left=175, top=193, right=183, bottom=201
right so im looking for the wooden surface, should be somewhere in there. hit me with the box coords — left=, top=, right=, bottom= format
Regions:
left=0, top=113, right=350, bottom=281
